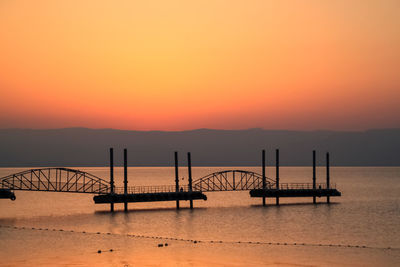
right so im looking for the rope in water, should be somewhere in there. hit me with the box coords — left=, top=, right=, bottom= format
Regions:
left=1, top=224, right=398, bottom=251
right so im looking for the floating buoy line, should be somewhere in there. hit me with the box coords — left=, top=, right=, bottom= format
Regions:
left=1, top=224, right=398, bottom=252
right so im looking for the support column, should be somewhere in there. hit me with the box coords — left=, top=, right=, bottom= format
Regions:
left=326, top=152, right=330, bottom=204
left=262, top=149, right=266, bottom=206
left=109, top=148, right=114, bottom=212
left=276, top=149, right=280, bottom=206
left=124, top=148, right=128, bottom=211
left=174, top=151, right=180, bottom=210
left=187, top=152, right=193, bottom=209
left=313, top=150, right=316, bottom=204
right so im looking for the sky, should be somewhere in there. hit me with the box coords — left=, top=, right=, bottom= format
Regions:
left=0, top=0, right=399, bottom=131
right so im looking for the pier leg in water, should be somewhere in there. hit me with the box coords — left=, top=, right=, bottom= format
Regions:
left=313, top=150, right=316, bottom=204
left=326, top=152, right=330, bottom=204
left=124, top=148, right=128, bottom=211
left=262, top=149, right=266, bottom=206
left=110, top=148, right=114, bottom=212
left=276, top=149, right=280, bottom=206
left=174, top=151, right=180, bottom=210
left=187, top=152, right=193, bottom=209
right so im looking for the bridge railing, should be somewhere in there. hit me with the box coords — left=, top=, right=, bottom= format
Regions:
left=114, top=185, right=190, bottom=194
left=277, top=183, right=336, bottom=190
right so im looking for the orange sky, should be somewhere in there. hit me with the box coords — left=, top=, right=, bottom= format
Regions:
left=0, top=0, right=399, bottom=131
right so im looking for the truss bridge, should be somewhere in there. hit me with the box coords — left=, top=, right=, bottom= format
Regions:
left=0, top=168, right=110, bottom=194
left=192, top=170, right=275, bottom=192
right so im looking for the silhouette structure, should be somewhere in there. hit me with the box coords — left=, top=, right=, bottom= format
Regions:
left=0, top=150, right=341, bottom=209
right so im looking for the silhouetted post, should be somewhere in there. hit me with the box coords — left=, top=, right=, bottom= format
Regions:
left=187, top=152, right=193, bottom=209
left=313, top=150, right=316, bottom=204
left=262, top=149, right=266, bottom=206
left=326, top=152, right=330, bottom=204
left=124, top=148, right=128, bottom=211
left=110, top=148, right=114, bottom=212
left=276, top=149, right=280, bottom=206
left=174, top=151, right=180, bottom=210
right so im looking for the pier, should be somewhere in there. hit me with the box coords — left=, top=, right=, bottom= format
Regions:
left=0, top=149, right=341, bottom=210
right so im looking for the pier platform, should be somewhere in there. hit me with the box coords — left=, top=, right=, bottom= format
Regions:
left=0, top=189, right=16, bottom=200
left=250, top=183, right=341, bottom=199
left=93, top=191, right=207, bottom=204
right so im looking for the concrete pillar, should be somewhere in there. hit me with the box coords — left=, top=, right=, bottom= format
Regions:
left=110, top=148, right=114, bottom=212
left=262, top=149, right=266, bottom=206
left=313, top=150, right=316, bottom=204
left=276, top=149, right=280, bottom=206
left=174, top=151, right=180, bottom=209
left=124, top=148, right=128, bottom=211
left=187, top=152, right=193, bottom=209
left=326, top=152, right=330, bottom=204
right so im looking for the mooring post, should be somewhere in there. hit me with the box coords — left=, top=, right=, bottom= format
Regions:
left=313, top=150, right=316, bottom=204
left=187, top=152, right=193, bottom=209
left=326, top=152, right=330, bottom=204
left=262, top=149, right=266, bottom=206
left=276, top=149, right=280, bottom=206
left=110, top=148, right=114, bottom=212
left=124, top=148, right=128, bottom=211
left=174, top=151, right=180, bottom=210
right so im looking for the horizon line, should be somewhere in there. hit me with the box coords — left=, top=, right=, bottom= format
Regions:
left=1, top=126, right=400, bottom=133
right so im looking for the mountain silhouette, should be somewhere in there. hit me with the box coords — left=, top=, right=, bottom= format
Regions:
left=0, top=128, right=399, bottom=167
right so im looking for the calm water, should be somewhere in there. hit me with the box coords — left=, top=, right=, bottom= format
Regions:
left=0, top=166, right=399, bottom=266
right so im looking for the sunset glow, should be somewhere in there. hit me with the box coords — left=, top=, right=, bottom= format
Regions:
left=1, top=0, right=399, bottom=130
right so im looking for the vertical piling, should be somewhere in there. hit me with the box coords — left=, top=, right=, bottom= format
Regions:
left=276, top=149, right=280, bottom=206
left=124, top=148, right=128, bottom=211
left=313, top=150, right=316, bottom=204
left=326, top=152, right=330, bottom=204
left=262, top=149, right=266, bottom=206
left=187, top=152, right=193, bottom=209
left=174, top=151, right=180, bottom=210
left=109, top=148, right=114, bottom=212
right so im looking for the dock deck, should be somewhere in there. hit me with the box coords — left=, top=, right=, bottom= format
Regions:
left=93, top=191, right=207, bottom=204
left=250, top=183, right=341, bottom=200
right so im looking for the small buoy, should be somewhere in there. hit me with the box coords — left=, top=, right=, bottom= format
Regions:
left=165, top=243, right=168, bottom=246
left=109, top=249, right=113, bottom=252
left=193, top=241, right=197, bottom=244
left=97, top=250, right=102, bottom=254
left=97, top=232, right=101, bottom=234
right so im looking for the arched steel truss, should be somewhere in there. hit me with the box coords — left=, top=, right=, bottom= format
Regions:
left=192, top=170, right=275, bottom=192
left=0, top=168, right=109, bottom=194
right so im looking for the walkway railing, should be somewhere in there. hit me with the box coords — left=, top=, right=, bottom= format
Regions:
left=113, top=183, right=336, bottom=194
left=278, top=183, right=336, bottom=190
left=114, top=185, right=190, bottom=194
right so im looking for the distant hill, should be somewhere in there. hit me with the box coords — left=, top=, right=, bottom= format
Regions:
left=0, top=128, right=399, bottom=167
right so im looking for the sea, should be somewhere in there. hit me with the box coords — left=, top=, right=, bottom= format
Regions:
left=0, top=166, right=399, bottom=266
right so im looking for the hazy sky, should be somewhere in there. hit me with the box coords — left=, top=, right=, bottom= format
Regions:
left=1, top=0, right=399, bottom=131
